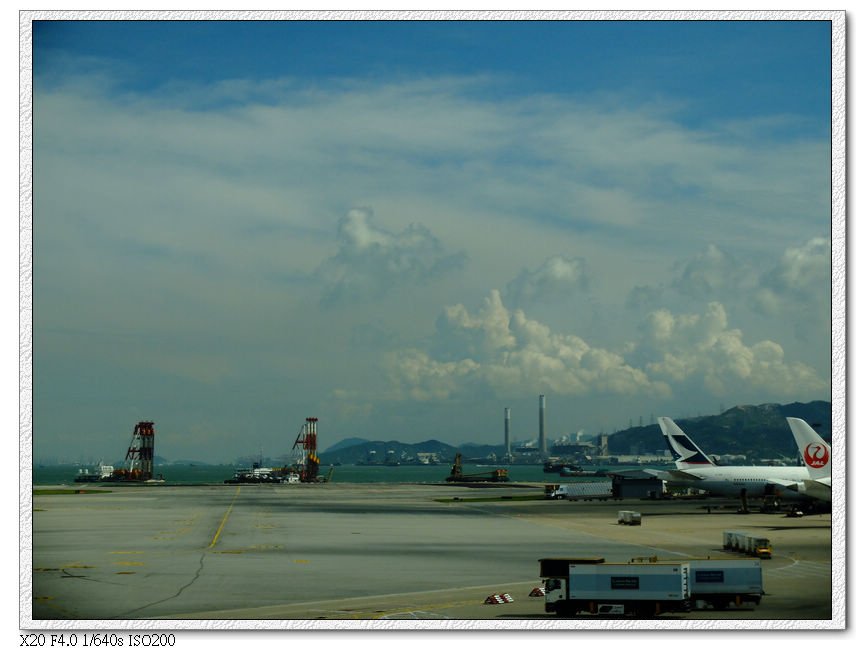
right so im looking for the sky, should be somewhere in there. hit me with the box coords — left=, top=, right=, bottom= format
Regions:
left=27, top=16, right=837, bottom=464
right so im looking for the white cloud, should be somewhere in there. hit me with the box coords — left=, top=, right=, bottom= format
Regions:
left=753, top=237, right=830, bottom=315
left=386, top=294, right=827, bottom=406
left=504, top=255, right=589, bottom=306
left=672, top=244, right=753, bottom=299
left=636, top=302, right=827, bottom=397
left=316, top=207, right=467, bottom=306
left=625, top=238, right=830, bottom=370
left=388, top=290, right=669, bottom=401
left=32, top=69, right=831, bottom=454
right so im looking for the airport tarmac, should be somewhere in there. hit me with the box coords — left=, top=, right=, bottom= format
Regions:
left=28, top=483, right=837, bottom=627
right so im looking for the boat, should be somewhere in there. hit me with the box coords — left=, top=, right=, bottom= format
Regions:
left=73, top=463, right=115, bottom=483
left=445, top=453, right=509, bottom=483
left=224, top=463, right=301, bottom=484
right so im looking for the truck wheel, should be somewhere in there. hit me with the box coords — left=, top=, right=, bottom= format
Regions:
left=553, top=603, right=572, bottom=618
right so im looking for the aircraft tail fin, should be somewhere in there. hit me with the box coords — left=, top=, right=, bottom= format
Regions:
left=787, top=417, right=831, bottom=479
left=658, top=417, right=716, bottom=468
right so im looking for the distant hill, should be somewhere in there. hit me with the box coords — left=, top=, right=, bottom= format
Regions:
left=319, top=400, right=831, bottom=465
left=606, top=400, right=831, bottom=459
left=318, top=438, right=501, bottom=465
left=321, top=437, right=371, bottom=453
left=162, top=459, right=218, bottom=466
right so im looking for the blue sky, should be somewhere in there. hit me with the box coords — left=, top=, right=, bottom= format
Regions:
left=29, top=16, right=836, bottom=464
left=34, top=20, right=830, bottom=128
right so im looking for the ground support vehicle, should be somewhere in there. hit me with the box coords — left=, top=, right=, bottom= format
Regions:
left=723, top=531, right=773, bottom=559
left=545, top=481, right=613, bottom=500
left=618, top=510, right=642, bottom=525
left=539, top=558, right=690, bottom=618
left=642, top=558, right=764, bottom=610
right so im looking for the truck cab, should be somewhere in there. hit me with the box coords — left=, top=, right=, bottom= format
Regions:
left=543, top=577, right=567, bottom=610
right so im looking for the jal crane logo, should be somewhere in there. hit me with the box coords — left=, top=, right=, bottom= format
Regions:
left=803, top=442, right=829, bottom=469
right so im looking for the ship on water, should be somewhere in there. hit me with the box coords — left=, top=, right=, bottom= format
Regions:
left=73, top=463, right=115, bottom=483
left=72, top=421, right=165, bottom=484
left=226, top=416, right=330, bottom=484
left=224, top=462, right=301, bottom=484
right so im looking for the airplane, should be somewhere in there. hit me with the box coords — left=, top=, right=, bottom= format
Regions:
left=786, top=417, right=831, bottom=502
left=657, top=416, right=815, bottom=510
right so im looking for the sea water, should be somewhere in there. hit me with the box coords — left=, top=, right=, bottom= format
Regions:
left=31, top=463, right=628, bottom=486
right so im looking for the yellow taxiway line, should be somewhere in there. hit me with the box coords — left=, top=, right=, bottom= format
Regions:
left=208, top=485, right=241, bottom=549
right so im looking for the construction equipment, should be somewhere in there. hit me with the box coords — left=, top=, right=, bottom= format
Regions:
left=107, top=421, right=160, bottom=482
left=292, top=417, right=321, bottom=482
left=445, top=453, right=509, bottom=483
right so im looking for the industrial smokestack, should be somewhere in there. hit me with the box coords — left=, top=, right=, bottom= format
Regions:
left=504, top=407, right=511, bottom=457
left=539, top=394, right=547, bottom=456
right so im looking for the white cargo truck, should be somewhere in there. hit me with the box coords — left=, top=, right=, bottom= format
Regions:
left=546, top=481, right=613, bottom=501
left=648, top=558, right=764, bottom=609
left=539, top=558, right=690, bottom=617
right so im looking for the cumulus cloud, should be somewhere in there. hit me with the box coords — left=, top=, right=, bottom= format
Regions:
left=633, top=302, right=827, bottom=397
left=671, top=244, right=753, bottom=299
left=504, top=255, right=589, bottom=306
left=386, top=293, right=827, bottom=404
left=317, top=207, right=467, bottom=305
left=752, top=237, right=830, bottom=316
left=388, top=290, right=669, bottom=401
left=627, top=239, right=830, bottom=361
left=33, top=65, right=831, bottom=453
left=626, top=284, right=666, bottom=311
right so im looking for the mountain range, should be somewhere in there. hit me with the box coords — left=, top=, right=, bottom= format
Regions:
left=318, top=400, right=831, bottom=465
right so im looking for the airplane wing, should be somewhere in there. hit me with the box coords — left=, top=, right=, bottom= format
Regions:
left=664, top=468, right=705, bottom=482
left=615, top=467, right=704, bottom=483
left=766, top=478, right=799, bottom=489
left=791, top=478, right=832, bottom=502
left=764, top=478, right=832, bottom=503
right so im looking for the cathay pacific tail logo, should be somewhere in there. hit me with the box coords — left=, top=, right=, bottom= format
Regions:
left=666, top=434, right=713, bottom=465
left=803, top=442, right=829, bottom=469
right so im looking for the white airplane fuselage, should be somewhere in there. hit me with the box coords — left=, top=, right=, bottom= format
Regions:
left=665, top=465, right=812, bottom=499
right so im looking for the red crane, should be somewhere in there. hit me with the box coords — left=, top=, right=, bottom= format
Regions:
left=292, top=417, right=320, bottom=482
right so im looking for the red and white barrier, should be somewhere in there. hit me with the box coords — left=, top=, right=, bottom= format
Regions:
left=484, top=593, right=514, bottom=604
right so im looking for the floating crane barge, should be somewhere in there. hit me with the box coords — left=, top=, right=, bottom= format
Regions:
left=77, top=421, right=163, bottom=483
left=445, top=453, right=509, bottom=483
left=225, top=417, right=329, bottom=484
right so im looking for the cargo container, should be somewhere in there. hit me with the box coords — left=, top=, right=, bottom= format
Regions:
left=646, top=558, right=764, bottom=609
left=545, top=481, right=613, bottom=500
left=539, top=558, right=690, bottom=617
left=723, top=531, right=772, bottom=559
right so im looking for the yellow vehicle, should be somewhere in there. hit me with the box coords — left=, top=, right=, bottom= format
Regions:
left=755, top=545, right=773, bottom=560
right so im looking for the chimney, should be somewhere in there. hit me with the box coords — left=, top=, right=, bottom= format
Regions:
left=539, top=394, right=547, bottom=456
left=504, top=407, right=511, bottom=457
